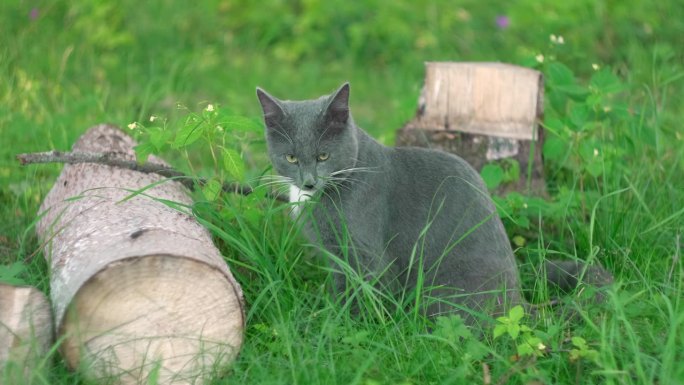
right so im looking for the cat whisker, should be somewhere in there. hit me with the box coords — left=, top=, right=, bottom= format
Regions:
left=257, top=181, right=285, bottom=188
left=324, top=183, right=351, bottom=193
left=329, top=166, right=380, bottom=177
left=256, top=174, right=291, bottom=181
left=256, top=175, right=293, bottom=185
left=326, top=176, right=369, bottom=188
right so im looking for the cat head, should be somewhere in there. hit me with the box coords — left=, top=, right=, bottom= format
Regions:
left=256, top=83, right=359, bottom=193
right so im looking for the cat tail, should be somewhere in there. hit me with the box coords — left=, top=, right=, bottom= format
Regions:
left=543, top=260, right=614, bottom=293
left=523, top=260, right=614, bottom=321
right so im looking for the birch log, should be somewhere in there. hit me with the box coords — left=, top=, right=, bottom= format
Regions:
left=0, top=284, right=53, bottom=383
left=396, top=62, right=545, bottom=195
left=35, top=124, right=245, bottom=384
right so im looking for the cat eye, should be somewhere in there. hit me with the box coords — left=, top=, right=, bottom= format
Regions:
left=285, top=154, right=298, bottom=163
left=317, top=153, right=329, bottom=161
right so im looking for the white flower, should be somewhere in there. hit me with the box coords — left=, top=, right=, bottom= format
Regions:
left=593, top=148, right=599, bottom=157
left=535, top=54, right=545, bottom=63
left=149, top=115, right=157, bottom=122
left=537, top=342, right=547, bottom=351
left=127, top=122, right=137, bottom=130
left=592, top=63, right=600, bottom=71
left=550, top=34, right=565, bottom=44
left=205, top=104, right=215, bottom=112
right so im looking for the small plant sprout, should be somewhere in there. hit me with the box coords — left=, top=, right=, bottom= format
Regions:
left=569, top=336, right=599, bottom=363
left=493, top=305, right=547, bottom=357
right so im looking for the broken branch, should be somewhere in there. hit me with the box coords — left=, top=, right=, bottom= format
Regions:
left=16, top=150, right=288, bottom=202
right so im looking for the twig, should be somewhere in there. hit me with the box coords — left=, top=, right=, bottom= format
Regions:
left=482, top=362, right=492, bottom=385
left=16, top=150, right=289, bottom=202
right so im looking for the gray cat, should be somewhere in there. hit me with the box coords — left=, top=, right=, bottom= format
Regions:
left=256, top=82, right=610, bottom=321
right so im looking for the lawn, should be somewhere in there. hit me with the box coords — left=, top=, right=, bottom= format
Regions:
left=1, top=1, right=683, bottom=384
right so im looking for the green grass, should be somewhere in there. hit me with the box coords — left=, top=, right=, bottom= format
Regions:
left=2, top=1, right=683, bottom=384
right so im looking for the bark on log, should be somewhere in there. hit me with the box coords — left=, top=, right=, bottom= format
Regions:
left=0, top=284, right=53, bottom=383
left=35, top=124, right=245, bottom=384
left=396, top=62, right=545, bottom=195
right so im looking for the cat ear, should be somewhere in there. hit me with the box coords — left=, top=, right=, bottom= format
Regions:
left=256, top=87, right=285, bottom=127
left=325, top=82, right=350, bottom=124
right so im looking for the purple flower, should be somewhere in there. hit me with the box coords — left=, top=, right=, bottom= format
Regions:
left=29, top=7, right=39, bottom=20
left=495, top=15, right=510, bottom=29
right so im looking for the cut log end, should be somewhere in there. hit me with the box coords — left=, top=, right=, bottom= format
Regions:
left=35, top=124, right=246, bottom=382
left=397, top=62, right=546, bottom=196
left=0, top=284, right=53, bottom=382
left=60, top=255, right=244, bottom=384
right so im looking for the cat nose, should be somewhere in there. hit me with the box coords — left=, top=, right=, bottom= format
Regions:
left=302, top=173, right=316, bottom=190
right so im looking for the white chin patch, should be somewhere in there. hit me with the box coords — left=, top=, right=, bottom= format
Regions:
left=289, top=185, right=314, bottom=203
left=289, top=184, right=313, bottom=217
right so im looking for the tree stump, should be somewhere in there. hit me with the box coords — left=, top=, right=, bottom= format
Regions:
left=0, top=284, right=53, bottom=383
left=396, top=62, right=545, bottom=195
left=35, top=124, right=245, bottom=384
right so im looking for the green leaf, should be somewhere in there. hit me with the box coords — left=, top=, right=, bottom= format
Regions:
left=586, top=93, right=603, bottom=108
left=554, top=84, right=590, bottom=98
left=202, top=178, right=222, bottom=202
left=465, top=339, right=490, bottom=360
left=434, top=315, right=471, bottom=341
left=517, top=343, right=534, bottom=356
left=493, top=324, right=507, bottom=339
left=546, top=62, right=576, bottom=86
left=526, top=336, right=542, bottom=347
left=585, top=161, right=603, bottom=177
left=173, top=121, right=204, bottom=149
left=509, top=305, right=525, bottom=323
left=570, top=104, right=590, bottom=130
left=569, top=349, right=581, bottom=361
left=134, top=142, right=155, bottom=164
left=508, top=323, right=521, bottom=339
left=579, top=141, right=604, bottom=177
left=220, top=116, right=263, bottom=133
left=571, top=336, right=587, bottom=348
left=543, top=118, right=565, bottom=135
left=0, top=262, right=27, bottom=285
left=502, top=159, right=520, bottom=183
left=149, top=127, right=171, bottom=150
left=515, top=215, right=530, bottom=229
left=590, top=69, right=624, bottom=94
left=223, top=148, right=246, bottom=182
left=543, top=136, right=568, bottom=162
left=480, top=164, right=504, bottom=190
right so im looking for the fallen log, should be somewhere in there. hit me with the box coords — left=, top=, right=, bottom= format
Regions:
left=35, top=124, right=244, bottom=384
left=0, top=284, right=53, bottom=383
